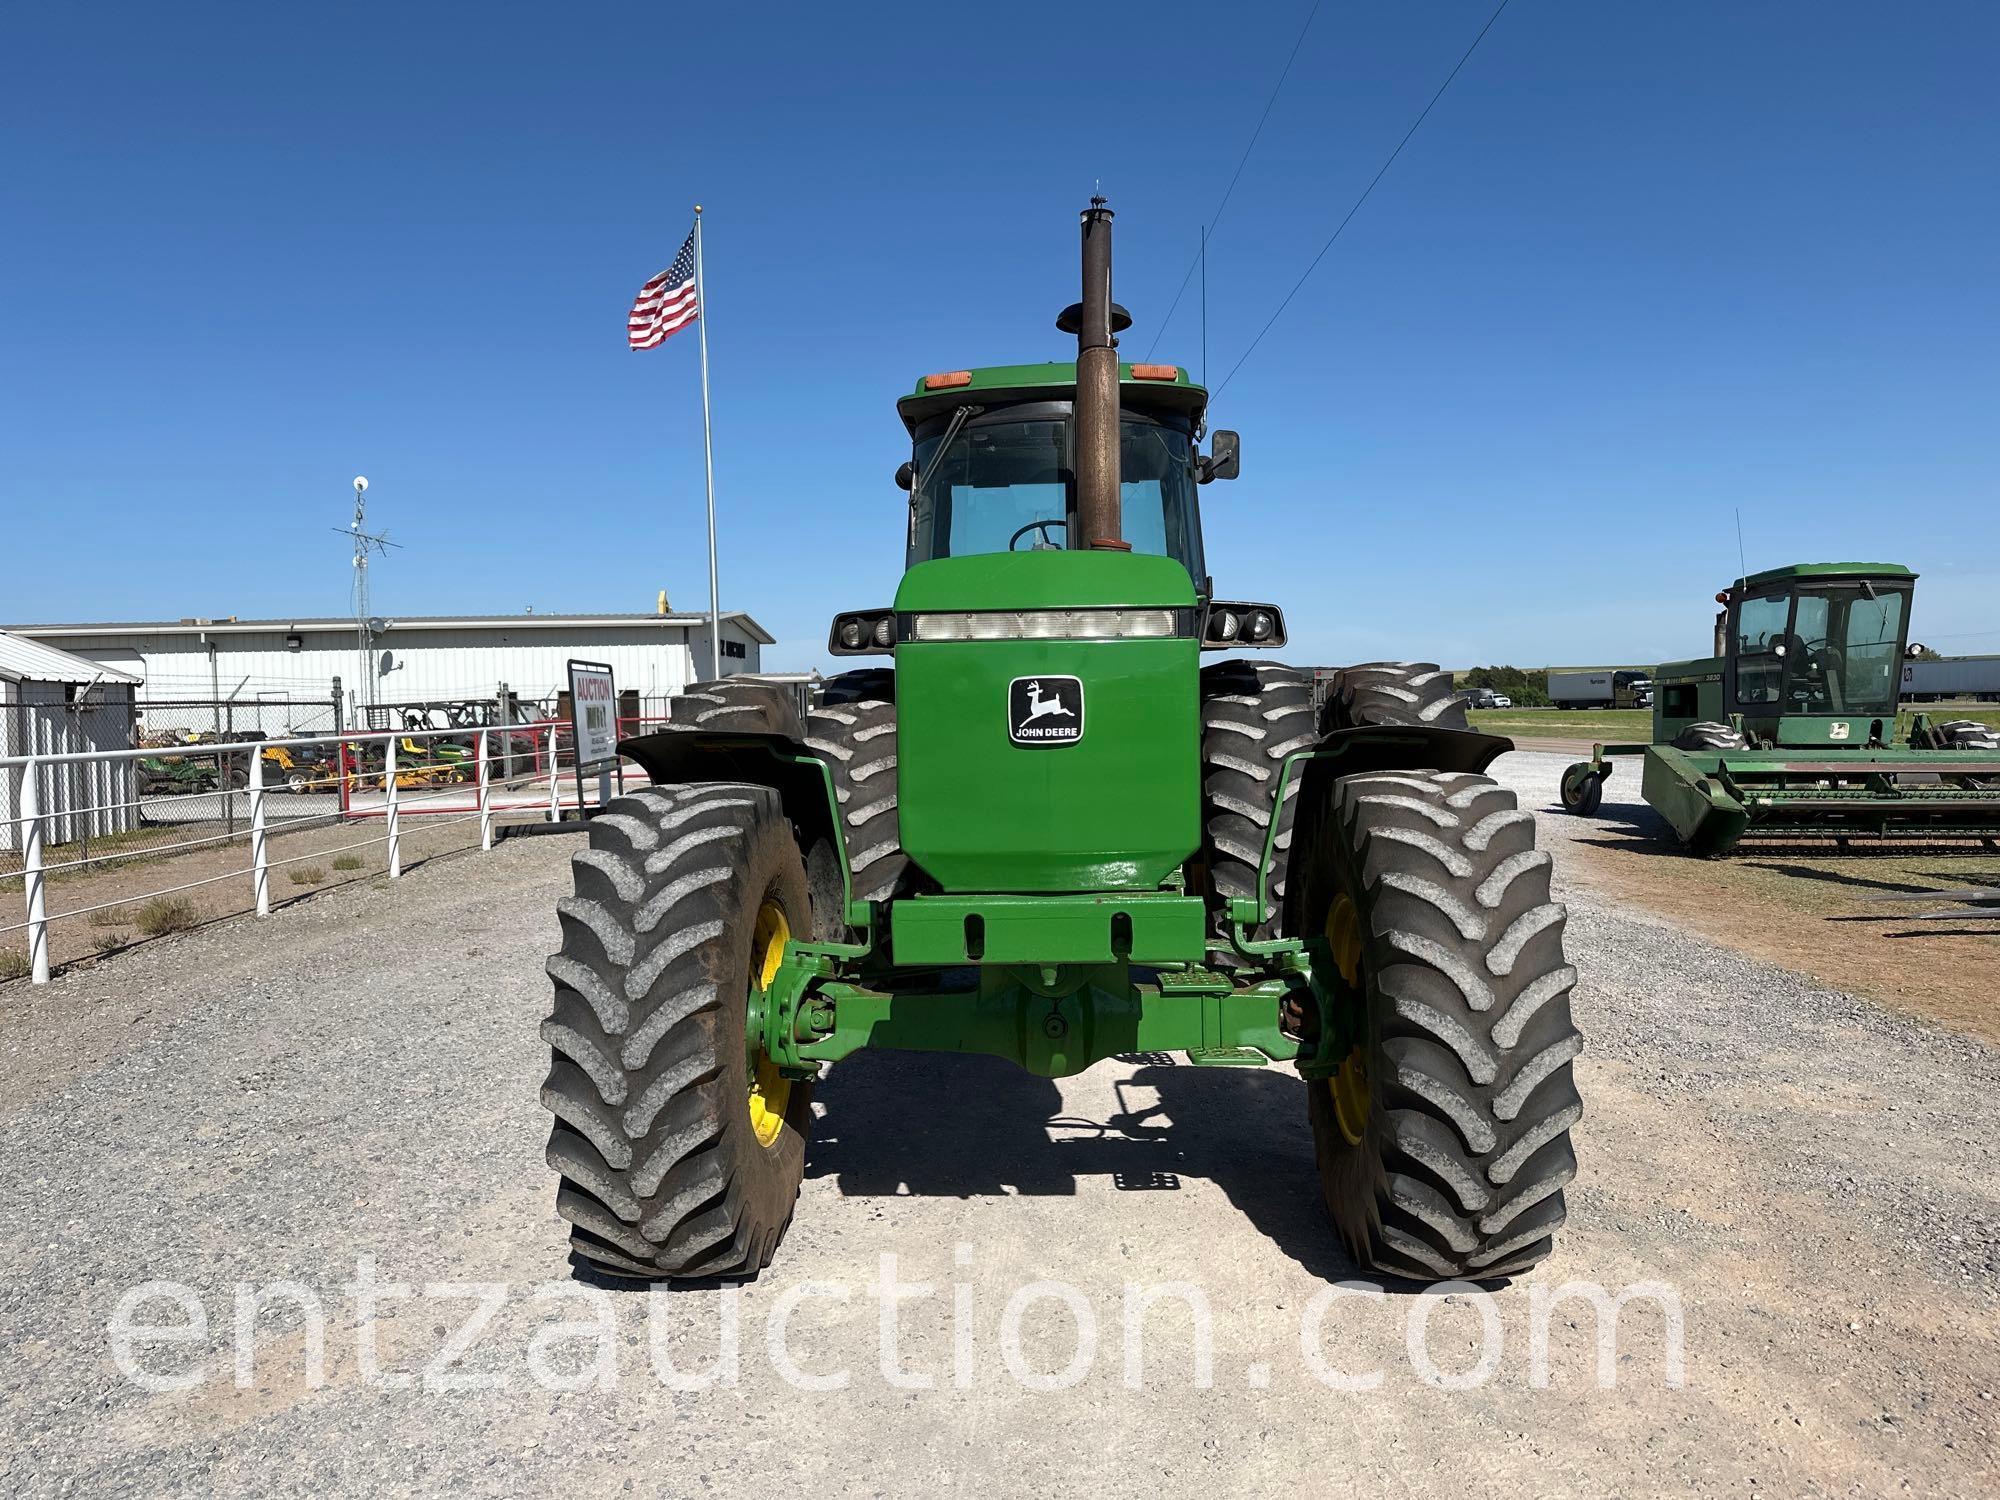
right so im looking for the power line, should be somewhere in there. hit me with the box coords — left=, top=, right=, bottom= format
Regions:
left=1145, top=0, right=1324, bottom=361
left=1214, top=0, right=1513, bottom=397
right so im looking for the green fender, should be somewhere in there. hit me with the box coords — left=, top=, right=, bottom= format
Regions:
left=616, top=728, right=857, bottom=916
left=1263, top=724, right=1513, bottom=930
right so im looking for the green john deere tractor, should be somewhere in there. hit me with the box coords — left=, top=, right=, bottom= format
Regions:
left=537, top=201, right=1582, bottom=1283
left=1560, top=562, right=2000, bottom=852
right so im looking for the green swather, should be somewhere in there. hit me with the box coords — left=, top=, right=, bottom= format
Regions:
left=1560, top=563, right=2000, bottom=852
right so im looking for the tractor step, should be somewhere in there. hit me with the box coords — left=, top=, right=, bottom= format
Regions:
left=1185, top=1046, right=1267, bottom=1067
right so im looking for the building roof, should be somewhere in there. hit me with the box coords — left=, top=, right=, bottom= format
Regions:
left=0, top=631, right=141, bottom=686
left=7, top=611, right=777, bottom=646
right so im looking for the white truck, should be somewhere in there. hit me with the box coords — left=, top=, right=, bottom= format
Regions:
left=1548, top=669, right=1653, bottom=710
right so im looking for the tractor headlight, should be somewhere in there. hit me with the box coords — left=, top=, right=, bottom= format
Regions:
left=1202, top=602, right=1287, bottom=649
left=902, top=608, right=1188, bottom=643
left=828, top=609, right=896, bottom=655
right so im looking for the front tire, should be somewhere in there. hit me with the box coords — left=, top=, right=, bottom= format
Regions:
left=804, top=670, right=907, bottom=904
left=1297, top=770, right=1583, bottom=1281
left=1672, top=721, right=1748, bottom=752
left=667, top=678, right=805, bottom=738
left=1198, top=660, right=1317, bottom=948
left=1559, top=764, right=1603, bottom=816
left=1325, top=662, right=1469, bottom=732
left=1934, top=719, right=2000, bottom=751
left=540, top=781, right=815, bottom=1280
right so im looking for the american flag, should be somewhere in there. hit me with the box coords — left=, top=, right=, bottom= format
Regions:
left=627, top=226, right=699, bottom=350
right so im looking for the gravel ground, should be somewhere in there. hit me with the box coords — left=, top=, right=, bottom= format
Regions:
left=1, top=753, right=1996, bottom=1498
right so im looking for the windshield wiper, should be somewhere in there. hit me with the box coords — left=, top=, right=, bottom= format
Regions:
left=913, top=404, right=984, bottom=496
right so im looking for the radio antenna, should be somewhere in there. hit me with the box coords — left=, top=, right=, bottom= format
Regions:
left=335, top=475, right=401, bottom=721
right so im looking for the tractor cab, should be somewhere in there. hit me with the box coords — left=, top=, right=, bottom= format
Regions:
left=894, top=362, right=1231, bottom=582
left=1653, top=562, right=1917, bottom=749
left=1723, top=563, right=1914, bottom=741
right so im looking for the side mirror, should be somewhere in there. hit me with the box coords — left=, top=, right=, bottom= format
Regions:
left=894, top=460, right=916, bottom=494
left=1198, top=430, right=1240, bottom=483
left=1905, top=642, right=1928, bottom=659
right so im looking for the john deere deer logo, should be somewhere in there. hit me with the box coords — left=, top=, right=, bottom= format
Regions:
left=1008, top=676, right=1084, bottom=747
left=1022, top=681, right=1074, bottom=723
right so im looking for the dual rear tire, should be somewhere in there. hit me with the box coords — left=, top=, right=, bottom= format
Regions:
left=1201, top=661, right=1578, bottom=1278
left=1297, top=770, right=1582, bottom=1280
left=540, top=782, right=817, bottom=1279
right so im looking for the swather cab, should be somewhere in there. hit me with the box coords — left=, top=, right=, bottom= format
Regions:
left=1562, top=562, right=2000, bottom=851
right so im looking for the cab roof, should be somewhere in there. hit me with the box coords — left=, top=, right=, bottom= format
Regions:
left=1735, top=561, right=1917, bottom=591
left=897, top=361, right=1208, bottom=431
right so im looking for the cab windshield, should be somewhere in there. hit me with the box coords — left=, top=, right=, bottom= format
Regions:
left=1733, top=583, right=1909, bottom=714
left=907, top=405, right=1205, bottom=579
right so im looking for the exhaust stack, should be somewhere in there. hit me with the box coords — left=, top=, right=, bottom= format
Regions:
left=1073, top=197, right=1123, bottom=550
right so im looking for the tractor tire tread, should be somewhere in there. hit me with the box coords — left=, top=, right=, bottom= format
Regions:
left=1199, top=660, right=1314, bottom=952
left=805, top=672, right=907, bottom=905
left=1672, top=721, right=1749, bottom=752
left=540, top=781, right=814, bottom=1280
left=1326, top=661, right=1470, bottom=733
left=666, top=679, right=805, bottom=740
left=1307, top=770, right=1582, bottom=1281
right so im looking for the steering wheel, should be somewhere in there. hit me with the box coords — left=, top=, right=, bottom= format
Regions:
left=1009, top=518, right=1068, bottom=551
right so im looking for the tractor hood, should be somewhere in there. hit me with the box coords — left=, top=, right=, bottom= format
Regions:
left=891, top=551, right=1200, bottom=892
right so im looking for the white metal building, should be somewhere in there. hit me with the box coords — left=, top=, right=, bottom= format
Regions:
left=1, top=632, right=140, bottom=852
left=6, top=610, right=776, bottom=726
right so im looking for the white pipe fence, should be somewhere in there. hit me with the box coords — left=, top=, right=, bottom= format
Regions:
left=1, top=721, right=609, bottom=985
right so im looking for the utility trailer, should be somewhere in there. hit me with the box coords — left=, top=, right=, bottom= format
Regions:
left=1560, top=563, right=2000, bottom=852
left=1547, top=669, right=1652, bottom=710
left=1901, top=655, right=2000, bottom=704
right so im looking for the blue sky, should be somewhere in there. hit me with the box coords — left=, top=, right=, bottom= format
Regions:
left=4, top=1, right=1996, bottom=672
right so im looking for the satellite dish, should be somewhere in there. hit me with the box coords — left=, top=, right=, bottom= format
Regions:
left=367, top=617, right=389, bottom=635
left=353, top=476, right=369, bottom=494
left=379, top=650, right=397, bottom=674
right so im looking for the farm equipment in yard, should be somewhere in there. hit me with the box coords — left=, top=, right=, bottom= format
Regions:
left=394, top=735, right=473, bottom=782
left=138, top=750, right=247, bottom=795
left=261, top=743, right=336, bottom=792
left=1560, top=562, right=2000, bottom=853
left=338, top=740, right=464, bottom=792
left=536, top=201, right=1583, bottom=1285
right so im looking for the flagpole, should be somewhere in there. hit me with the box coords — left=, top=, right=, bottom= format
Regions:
left=692, top=204, right=721, bottom=681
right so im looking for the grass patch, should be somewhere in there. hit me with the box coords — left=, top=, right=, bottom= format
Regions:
left=0, top=949, right=29, bottom=981
left=135, top=896, right=200, bottom=936
left=1469, top=707, right=1649, bottom=742
left=331, top=854, right=365, bottom=872
left=88, top=904, right=134, bottom=928
left=289, top=865, right=325, bottom=887
left=90, top=930, right=125, bottom=955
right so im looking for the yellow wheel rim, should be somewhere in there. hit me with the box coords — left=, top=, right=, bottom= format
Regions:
left=746, top=899, right=793, bottom=1149
left=1324, top=893, right=1371, bottom=1146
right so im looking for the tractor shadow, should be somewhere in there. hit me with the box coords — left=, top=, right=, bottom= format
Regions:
left=805, top=1048, right=1360, bottom=1281
left=1561, top=795, right=1684, bottom=856
left=1566, top=797, right=2000, bottom=865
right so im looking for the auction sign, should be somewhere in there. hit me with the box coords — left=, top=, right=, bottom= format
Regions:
left=567, top=660, right=619, bottom=773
